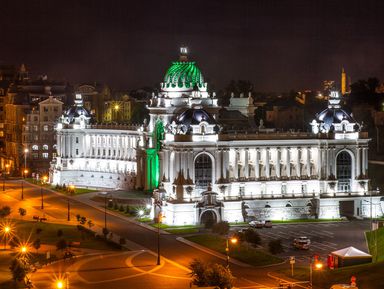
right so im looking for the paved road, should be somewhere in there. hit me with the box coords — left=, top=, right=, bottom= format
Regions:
left=1, top=181, right=284, bottom=289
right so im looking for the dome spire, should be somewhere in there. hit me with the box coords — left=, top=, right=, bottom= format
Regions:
left=179, top=46, right=188, bottom=62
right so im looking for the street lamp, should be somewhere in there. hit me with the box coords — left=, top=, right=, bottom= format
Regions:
left=309, top=255, right=323, bottom=288
left=21, top=169, right=28, bottom=200
left=103, top=192, right=112, bottom=231
left=3, top=164, right=10, bottom=191
left=153, top=199, right=163, bottom=266
left=40, top=175, right=48, bottom=210
left=2, top=225, right=11, bottom=250
left=55, top=272, right=69, bottom=289
left=67, top=185, right=75, bottom=221
left=225, top=236, right=238, bottom=268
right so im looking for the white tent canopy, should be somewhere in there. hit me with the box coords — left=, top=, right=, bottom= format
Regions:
left=332, top=246, right=372, bottom=258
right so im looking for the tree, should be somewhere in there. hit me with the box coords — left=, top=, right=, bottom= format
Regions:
left=212, top=221, right=230, bottom=235
left=80, top=216, right=87, bottom=225
left=244, top=229, right=261, bottom=246
left=268, top=239, right=284, bottom=254
left=18, top=208, right=27, bottom=218
left=56, top=239, right=67, bottom=251
left=9, top=258, right=28, bottom=283
left=206, top=263, right=234, bottom=289
left=0, top=206, right=11, bottom=218
left=32, top=239, right=41, bottom=253
left=87, top=220, right=94, bottom=228
left=189, top=259, right=234, bottom=289
left=189, top=259, right=208, bottom=287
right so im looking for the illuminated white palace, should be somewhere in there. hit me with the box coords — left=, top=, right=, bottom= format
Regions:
left=51, top=48, right=383, bottom=225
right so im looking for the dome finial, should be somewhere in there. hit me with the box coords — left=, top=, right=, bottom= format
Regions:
left=179, top=46, right=188, bottom=62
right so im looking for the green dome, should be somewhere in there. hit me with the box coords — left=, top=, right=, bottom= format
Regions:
left=164, top=61, right=204, bottom=88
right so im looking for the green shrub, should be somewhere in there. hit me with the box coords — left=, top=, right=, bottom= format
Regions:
left=212, top=221, right=230, bottom=235
left=119, top=204, right=125, bottom=212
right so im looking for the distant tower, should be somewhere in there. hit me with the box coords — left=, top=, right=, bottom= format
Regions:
left=341, top=67, right=347, bottom=95
left=179, top=46, right=188, bottom=62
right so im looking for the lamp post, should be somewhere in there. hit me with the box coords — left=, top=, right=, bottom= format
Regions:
left=103, top=192, right=112, bottom=231
left=21, top=148, right=28, bottom=199
left=67, top=185, right=75, bottom=221
left=225, top=236, right=238, bottom=268
left=153, top=199, right=162, bottom=266
left=41, top=175, right=48, bottom=210
left=309, top=255, right=323, bottom=288
left=3, top=164, right=9, bottom=191
left=2, top=226, right=11, bottom=250
left=56, top=272, right=69, bottom=289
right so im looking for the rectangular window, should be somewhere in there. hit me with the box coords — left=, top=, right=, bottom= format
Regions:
left=43, top=125, right=49, bottom=131
left=76, top=137, right=79, bottom=143
left=76, top=149, right=79, bottom=155
left=42, top=153, right=49, bottom=159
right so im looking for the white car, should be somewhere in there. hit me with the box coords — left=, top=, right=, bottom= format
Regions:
left=249, top=220, right=264, bottom=228
left=293, top=236, right=311, bottom=250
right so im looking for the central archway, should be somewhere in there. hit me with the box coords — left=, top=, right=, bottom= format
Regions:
left=200, top=210, right=217, bottom=228
left=194, top=153, right=212, bottom=190
left=337, top=151, right=352, bottom=192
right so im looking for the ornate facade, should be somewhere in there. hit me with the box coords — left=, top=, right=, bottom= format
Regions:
left=51, top=48, right=384, bottom=225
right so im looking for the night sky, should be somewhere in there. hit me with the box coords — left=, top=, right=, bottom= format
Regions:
left=1, top=0, right=383, bottom=92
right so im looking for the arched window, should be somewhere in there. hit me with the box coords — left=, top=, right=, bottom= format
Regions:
left=32, top=145, right=39, bottom=151
left=337, top=151, right=352, bottom=192
left=265, top=204, right=271, bottom=208
left=43, top=144, right=48, bottom=150
left=195, top=154, right=212, bottom=189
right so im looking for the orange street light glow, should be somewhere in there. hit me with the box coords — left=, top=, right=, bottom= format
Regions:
left=20, top=246, right=28, bottom=253
left=56, top=280, right=64, bottom=289
left=4, top=226, right=10, bottom=233
left=315, top=262, right=323, bottom=270
left=230, top=237, right=238, bottom=244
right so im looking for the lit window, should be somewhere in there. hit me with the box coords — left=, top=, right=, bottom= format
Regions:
left=32, top=145, right=39, bottom=151
left=43, top=125, right=49, bottom=131
left=43, top=145, right=48, bottom=150
left=34, top=125, right=38, bottom=131
left=42, top=153, right=49, bottom=159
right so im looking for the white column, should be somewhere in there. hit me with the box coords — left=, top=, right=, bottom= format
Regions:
left=216, top=149, right=222, bottom=181
left=276, top=148, right=281, bottom=178
left=234, top=149, right=239, bottom=179
left=297, top=147, right=301, bottom=177
left=286, top=147, right=291, bottom=178
left=306, top=147, right=311, bottom=176
left=356, top=147, right=361, bottom=177
left=244, top=148, right=249, bottom=178
left=265, top=148, right=270, bottom=178
left=255, top=149, right=260, bottom=179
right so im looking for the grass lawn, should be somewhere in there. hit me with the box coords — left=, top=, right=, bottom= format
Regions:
left=185, top=234, right=282, bottom=266
left=10, top=219, right=120, bottom=251
left=279, top=261, right=384, bottom=289
left=366, top=227, right=384, bottom=262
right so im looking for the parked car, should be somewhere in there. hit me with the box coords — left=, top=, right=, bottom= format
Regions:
left=264, top=220, right=273, bottom=228
left=249, top=220, right=264, bottom=228
left=293, top=236, right=311, bottom=250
